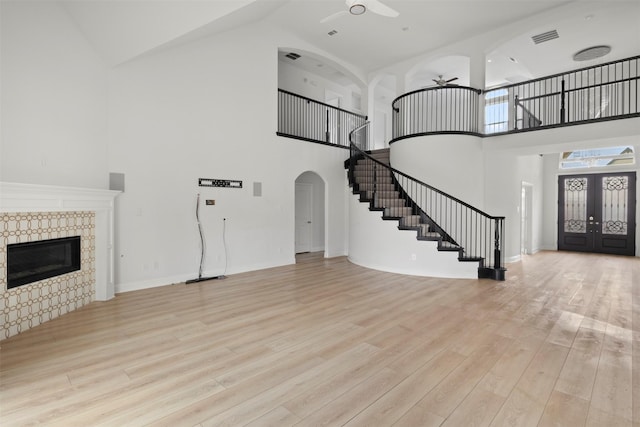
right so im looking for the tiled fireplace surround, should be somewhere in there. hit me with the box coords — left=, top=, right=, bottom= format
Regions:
left=0, top=182, right=119, bottom=339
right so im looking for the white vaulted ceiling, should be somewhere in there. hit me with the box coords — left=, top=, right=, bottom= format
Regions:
left=60, top=0, right=277, bottom=66
left=60, top=0, right=640, bottom=87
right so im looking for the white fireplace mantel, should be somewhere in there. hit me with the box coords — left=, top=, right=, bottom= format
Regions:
left=1, top=182, right=120, bottom=301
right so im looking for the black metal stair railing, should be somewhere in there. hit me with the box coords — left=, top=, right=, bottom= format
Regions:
left=277, top=89, right=367, bottom=148
left=349, top=123, right=506, bottom=280
left=485, top=55, right=640, bottom=134
left=391, top=86, right=482, bottom=142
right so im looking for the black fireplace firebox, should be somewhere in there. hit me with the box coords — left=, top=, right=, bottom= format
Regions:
left=7, top=236, right=81, bottom=289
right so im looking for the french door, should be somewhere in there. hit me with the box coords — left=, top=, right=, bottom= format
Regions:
left=558, top=172, right=636, bottom=255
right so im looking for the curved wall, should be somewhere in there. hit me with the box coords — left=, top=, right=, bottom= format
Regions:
left=390, top=134, right=485, bottom=209
left=348, top=194, right=477, bottom=279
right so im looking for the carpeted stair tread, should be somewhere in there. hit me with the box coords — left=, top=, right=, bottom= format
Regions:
left=384, top=206, right=413, bottom=217
left=367, top=190, right=400, bottom=200
left=374, top=198, right=406, bottom=208
left=438, top=241, right=462, bottom=250
left=358, top=184, right=396, bottom=193
left=400, top=215, right=422, bottom=227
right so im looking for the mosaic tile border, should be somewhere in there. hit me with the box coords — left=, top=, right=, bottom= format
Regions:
left=1, top=211, right=96, bottom=339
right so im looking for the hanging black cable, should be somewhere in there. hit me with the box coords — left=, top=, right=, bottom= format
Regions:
left=186, top=193, right=225, bottom=284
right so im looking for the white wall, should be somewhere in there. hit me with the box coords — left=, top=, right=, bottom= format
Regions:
left=368, top=75, right=396, bottom=149
left=482, top=151, right=544, bottom=263
left=373, top=89, right=395, bottom=148
left=390, top=134, right=485, bottom=208
left=278, top=60, right=361, bottom=113
left=0, top=1, right=108, bottom=189
left=108, top=23, right=350, bottom=292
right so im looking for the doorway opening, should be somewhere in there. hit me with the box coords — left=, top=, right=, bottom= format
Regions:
left=295, top=172, right=325, bottom=259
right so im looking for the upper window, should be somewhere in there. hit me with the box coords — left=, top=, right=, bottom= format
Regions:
left=484, top=89, right=508, bottom=134
left=560, top=146, right=635, bottom=169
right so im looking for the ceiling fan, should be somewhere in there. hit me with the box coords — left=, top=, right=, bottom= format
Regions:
left=321, top=0, right=399, bottom=24
left=432, top=75, right=459, bottom=87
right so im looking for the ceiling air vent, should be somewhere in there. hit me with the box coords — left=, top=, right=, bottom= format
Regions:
left=573, top=45, right=611, bottom=61
left=285, top=52, right=301, bottom=60
left=532, top=30, right=559, bottom=45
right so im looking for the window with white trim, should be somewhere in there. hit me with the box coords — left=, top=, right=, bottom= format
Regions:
left=559, top=146, right=635, bottom=169
left=484, top=89, right=508, bottom=134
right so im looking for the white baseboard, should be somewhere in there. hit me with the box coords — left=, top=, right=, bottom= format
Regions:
left=115, top=258, right=297, bottom=294
left=505, top=254, right=521, bottom=264
left=116, top=273, right=193, bottom=294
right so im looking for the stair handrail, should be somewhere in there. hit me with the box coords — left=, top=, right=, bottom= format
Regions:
left=349, top=122, right=506, bottom=279
left=514, top=95, right=543, bottom=129
left=349, top=124, right=502, bottom=219
left=277, top=89, right=367, bottom=148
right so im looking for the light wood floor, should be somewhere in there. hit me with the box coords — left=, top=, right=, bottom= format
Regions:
left=1, top=251, right=639, bottom=426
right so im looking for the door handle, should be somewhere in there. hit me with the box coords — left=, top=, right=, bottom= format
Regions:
left=307, top=221, right=312, bottom=224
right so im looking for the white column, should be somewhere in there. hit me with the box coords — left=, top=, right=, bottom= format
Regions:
left=469, top=51, right=486, bottom=133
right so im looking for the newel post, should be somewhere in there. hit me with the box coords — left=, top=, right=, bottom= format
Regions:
left=494, top=218, right=502, bottom=269
left=325, top=109, right=330, bottom=143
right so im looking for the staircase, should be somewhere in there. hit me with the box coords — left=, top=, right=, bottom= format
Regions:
left=350, top=148, right=468, bottom=258
left=347, top=122, right=505, bottom=281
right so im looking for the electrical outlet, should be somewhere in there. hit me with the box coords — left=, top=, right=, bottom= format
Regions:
left=205, top=199, right=215, bottom=205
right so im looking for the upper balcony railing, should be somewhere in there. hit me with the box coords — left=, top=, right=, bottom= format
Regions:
left=277, top=89, right=367, bottom=148
left=279, top=56, right=639, bottom=148
left=391, top=86, right=482, bottom=142
left=484, top=55, right=640, bottom=134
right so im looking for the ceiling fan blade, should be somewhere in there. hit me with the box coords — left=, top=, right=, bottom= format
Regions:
left=320, top=10, right=348, bottom=24
left=364, top=0, right=399, bottom=17
left=446, top=77, right=459, bottom=83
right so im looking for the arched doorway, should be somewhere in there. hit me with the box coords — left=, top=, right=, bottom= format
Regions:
left=295, top=171, right=325, bottom=257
